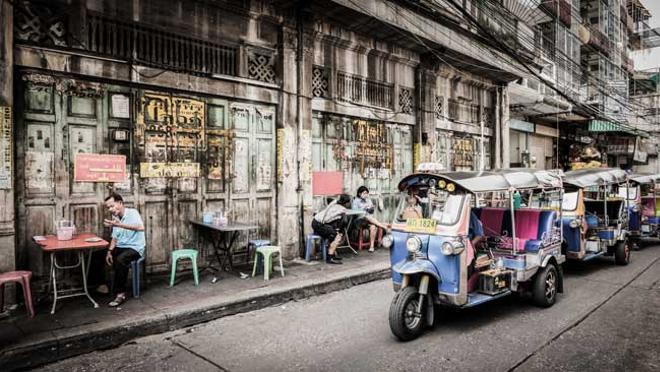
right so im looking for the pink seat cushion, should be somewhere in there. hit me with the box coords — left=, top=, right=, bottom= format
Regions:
left=643, top=197, right=655, bottom=217
left=514, top=210, right=542, bottom=240
left=480, top=208, right=505, bottom=237
left=0, top=271, right=32, bottom=284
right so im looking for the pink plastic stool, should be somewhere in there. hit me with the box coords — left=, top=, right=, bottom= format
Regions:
left=0, top=271, right=35, bottom=318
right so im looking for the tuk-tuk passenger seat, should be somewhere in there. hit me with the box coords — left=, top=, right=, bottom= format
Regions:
left=474, top=208, right=556, bottom=253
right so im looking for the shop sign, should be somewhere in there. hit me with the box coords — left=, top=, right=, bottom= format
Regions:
left=509, top=119, right=534, bottom=133
left=0, top=106, right=11, bottom=189
left=452, top=137, right=475, bottom=169
left=535, top=124, right=558, bottom=137
left=74, top=154, right=127, bottom=182
left=140, top=162, right=200, bottom=178
left=606, top=138, right=634, bottom=155
left=634, top=137, right=648, bottom=163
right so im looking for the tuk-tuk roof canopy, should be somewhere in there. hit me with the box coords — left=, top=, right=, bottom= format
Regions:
left=629, top=173, right=660, bottom=185
left=397, top=169, right=563, bottom=193
left=563, top=168, right=628, bottom=188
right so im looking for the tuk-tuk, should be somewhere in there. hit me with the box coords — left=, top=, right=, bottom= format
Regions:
left=561, top=168, right=631, bottom=265
left=628, top=174, right=660, bottom=242
left=383, top=169, right=565, bottom=341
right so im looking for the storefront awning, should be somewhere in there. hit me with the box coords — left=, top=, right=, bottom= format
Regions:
left=588, top=120, right=649, bottom=138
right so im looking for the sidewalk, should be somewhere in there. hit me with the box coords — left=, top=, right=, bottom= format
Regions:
left=0, top=250, right=391, bottom=371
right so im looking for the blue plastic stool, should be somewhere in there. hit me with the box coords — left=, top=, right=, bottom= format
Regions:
left=131, top=256, right=145, bottom=298
left=305, top=234, right=328, bottom=262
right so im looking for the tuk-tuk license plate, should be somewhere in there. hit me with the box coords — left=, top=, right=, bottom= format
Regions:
left=642, top=225, right=651, bottom=233
left=406, top=218, right=437, bottom=233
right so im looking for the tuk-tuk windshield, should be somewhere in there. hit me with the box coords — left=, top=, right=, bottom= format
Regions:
left=562, top=192, right=579, bottom=211
left=396, top=191, right=464, bottom=226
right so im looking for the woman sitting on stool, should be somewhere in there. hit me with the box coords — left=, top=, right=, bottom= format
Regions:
left=352, top=186, right=390, bottom=252
left=312, top=194, right=352, bottom=264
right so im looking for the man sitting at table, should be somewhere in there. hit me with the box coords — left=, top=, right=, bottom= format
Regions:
left=103, top=193, right=145, bottom=307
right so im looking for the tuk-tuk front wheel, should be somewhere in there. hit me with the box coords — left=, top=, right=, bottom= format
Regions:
left=615, top=240, right=631, bottom=265
left=532, top=264, right=558, bottom=308
left=389, top=286, right=426, bottom=341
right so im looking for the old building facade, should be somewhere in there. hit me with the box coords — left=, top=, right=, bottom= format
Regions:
left=0, top=0, right=522, bottom=294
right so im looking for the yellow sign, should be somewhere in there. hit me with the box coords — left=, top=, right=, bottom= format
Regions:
left=140, top=162, right=200, bottom=178
left=277, top=128, right=284, bottom=182
left=405, top=218, right=437, bottom=234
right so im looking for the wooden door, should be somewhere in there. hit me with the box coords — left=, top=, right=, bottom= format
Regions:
left=16, top=74, right=109, bottom=283
left=228, top=103, right=276, bottom=242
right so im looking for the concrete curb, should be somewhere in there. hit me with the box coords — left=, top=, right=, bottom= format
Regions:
left=1, top=267, right=391, bottom=371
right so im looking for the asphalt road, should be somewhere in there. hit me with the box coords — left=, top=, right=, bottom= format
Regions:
left=36, top=245, right=660, bottom=372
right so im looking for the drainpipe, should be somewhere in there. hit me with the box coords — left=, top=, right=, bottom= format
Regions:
left=296, top=2, right=306, bottom=257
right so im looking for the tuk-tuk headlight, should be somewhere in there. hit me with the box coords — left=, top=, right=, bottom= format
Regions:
left=441, top=241, right=465, bottom=255
left=382, top=234, right=394, bottom=248
left=569, top=219, right=581, bottom=229
left=441, top=242, right=453, bottom=255
left=632, top=205, right=640, bottom=213
left=406, top=236, right=422, bottom=253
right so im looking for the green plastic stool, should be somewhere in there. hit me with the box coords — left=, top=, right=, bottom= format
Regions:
left=170, top=249, right=199, bottom=287
left=251, top=246, right=284, bottom=281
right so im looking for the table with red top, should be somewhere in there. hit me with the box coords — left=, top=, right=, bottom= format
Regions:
left=34, top=233, right=109, bottom=314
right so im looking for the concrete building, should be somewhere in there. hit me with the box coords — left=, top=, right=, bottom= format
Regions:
left=0, top=0, right=525, bottom=296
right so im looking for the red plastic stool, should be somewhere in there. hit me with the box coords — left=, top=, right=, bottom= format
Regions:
left=355, top=226, right=384, bottom=251
left=0, top=271, right=35, bottom=318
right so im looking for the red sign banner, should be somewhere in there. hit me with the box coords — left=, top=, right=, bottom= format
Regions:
left=74, top=154, right=127, bottom=182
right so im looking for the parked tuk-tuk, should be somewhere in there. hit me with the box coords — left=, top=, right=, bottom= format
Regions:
left=383, top=169, right=565, bottom=341
left=627, top=173, right=660, bottom=243
left=561, top=168, right=631, bottom=265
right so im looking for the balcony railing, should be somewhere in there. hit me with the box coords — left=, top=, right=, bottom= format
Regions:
left=540, top=0, right=572, bottom=26
left=87, top=14, right=238, bottom=76
left=336, top=72, right=393, bottom=109
left=587, top=25, right=611, bottom=56
left=448, top=99, right=481, bottom=124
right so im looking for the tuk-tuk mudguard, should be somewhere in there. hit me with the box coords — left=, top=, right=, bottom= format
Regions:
left=561, top=217, right=581, bottom=252
left=389, top=231, right=431, bottom=284
left=392, top=259, right=441, bottom=283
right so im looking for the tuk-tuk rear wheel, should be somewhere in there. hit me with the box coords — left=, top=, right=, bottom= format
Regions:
left=389, top=286, right=425, bottom=341
left=615, top=240, right=631, bottom=265
left=532, top=264, right=558, bottom=308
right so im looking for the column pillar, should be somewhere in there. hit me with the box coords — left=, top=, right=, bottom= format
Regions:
left=500, top=85, right=511, bottom=168
left=0, top=0, right=16, bottom=301
left=415, top=55, right=440, bottom=167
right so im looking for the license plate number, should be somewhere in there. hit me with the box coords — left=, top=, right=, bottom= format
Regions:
left=406, top=218, right=437, bottom=234
left=642, top=225, right=651, bottom=233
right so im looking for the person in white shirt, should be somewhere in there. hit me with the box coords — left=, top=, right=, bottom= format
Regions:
left=352, top=186, right=390, bottom=252
left=312, top=194, right=352, bottom=264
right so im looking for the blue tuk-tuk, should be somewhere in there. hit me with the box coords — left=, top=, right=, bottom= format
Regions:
left=627, top=173, right=660, bottom=244
left=383, top=169, right=565, bottom=341
left=561, top=168, right=631, bottom=265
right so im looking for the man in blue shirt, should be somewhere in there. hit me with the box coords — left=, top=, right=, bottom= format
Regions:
left=103, top=193, right=145, bottom=307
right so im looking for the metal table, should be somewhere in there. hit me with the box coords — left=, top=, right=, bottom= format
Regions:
left=338, top=209, right=366, bottom=255
left=190, top=220, right=259, bottom=271
left=34, top=233, right=108, bottom=314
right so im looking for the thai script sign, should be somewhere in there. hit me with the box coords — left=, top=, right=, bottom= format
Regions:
left=140, top=162, right=200, bottom=178
left=74, top=154, right=127, bottom=182
left=0, top=107, right=12, bottom=189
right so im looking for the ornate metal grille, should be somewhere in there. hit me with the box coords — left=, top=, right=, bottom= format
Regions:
left=15, top=1, right=67, bottom=47
left=312, top=66, right=329, bottom=98
left=248, top=51, right=276, bottom=84
left=399, top=88, right=413, bottom=115
left=435, top=95, right=444, bottom=119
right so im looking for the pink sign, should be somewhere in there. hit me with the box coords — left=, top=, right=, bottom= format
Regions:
left=312, top=171, right=344, bottom=196
left=74, top=154, right=127, bottom=182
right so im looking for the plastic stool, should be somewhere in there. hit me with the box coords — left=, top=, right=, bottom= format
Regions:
left=131, top=256, right=145, bottom=298
left=170, top=249, right=199, bottom=287
left=356, top=226, right=384, bottom=251
left=0, top=271, right=35, bottom=318
left=248, top=239, right=271, bottom=263
left=252, top=246, right=284, bottom=281
left=305, top=234, right=328, bottom=262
